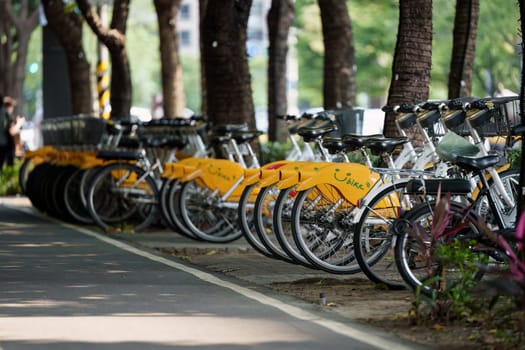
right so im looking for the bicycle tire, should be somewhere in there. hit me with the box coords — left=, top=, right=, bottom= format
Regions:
left=18, top=156, right=41, bottom=195
left=253, top=184, right=295, bottom=263
left=353, top=181, right=414, bottom=289
left=237, top=183, right=276, bottom=258
left=86, top=162, right=159, bottom=233
left=291, top=184, right=360, bottom=274
left=49, top=165, right=78, bottom=222
left=475, top=168, right=520, bottom=230
left=161, top=178, right=203, bottom=240
left=394, top=201, right=486, bottom=296
left=177, top=179, right=243, bottom=243
left=25, top=162, right=51, bottom=212
left=63, top=168, right=95, bottom=224
left=272, top=186, right=316, bottom=267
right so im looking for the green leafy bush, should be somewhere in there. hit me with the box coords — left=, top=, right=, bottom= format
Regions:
left=260, top=141, right=293, bottom=164
left=0, top=161, right=23, bottom=195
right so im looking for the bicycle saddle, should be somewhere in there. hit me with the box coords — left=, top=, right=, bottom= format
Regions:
left=213, top=123, right=248, bottom=134
left=417, top=110, right=442, bottom=129
left=365, top=137, right=409, bottom=155
left=342, top=133, right=385, bottom=149
left=321, top=137, right=346, bottom=154
left=454, top=154, right=500, bottom=172
left=143, top=136, right=187, bottom=148
left=396, top=113, right=417, bottom=129
left=231, top=130, right=263, bottom=144
left=297, top=123, right=337, bottom=142
left=96, top=149, right=144, bottom=161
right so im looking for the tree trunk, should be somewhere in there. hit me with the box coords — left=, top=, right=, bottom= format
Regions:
left=318, top=0, right=356, bottom=110
left=199, top=0, right=208, bottom=115
left=42, top=0, right=93, bottom=115
left=201, top=0, right=254, bottom=127
left=0, top=1, right=39, bottom=113
left=384, top=0, right=433, bottom=138
left=154, top=0, right=185, bottom=118
left=267, top=0, right=294, bottom=142
left=518, top=0, right=525, bottom=216
left=448, top=0, right=479, bottom=99
left=76, top=0, right=132, bottom=120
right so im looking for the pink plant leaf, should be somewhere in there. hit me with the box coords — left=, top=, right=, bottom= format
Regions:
left=516, top=211, right=525, bottom=250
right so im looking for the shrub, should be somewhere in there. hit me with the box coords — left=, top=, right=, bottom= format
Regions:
left=0, top=161, right=23, bottom=195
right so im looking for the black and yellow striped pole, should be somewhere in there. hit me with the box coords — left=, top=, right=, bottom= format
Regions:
left=97, top=4, right=110, bottom=120
left=96, top=59, right=110, bottom=120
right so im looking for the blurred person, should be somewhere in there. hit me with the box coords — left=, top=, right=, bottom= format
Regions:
left=0, top=96, right=25, bottom=169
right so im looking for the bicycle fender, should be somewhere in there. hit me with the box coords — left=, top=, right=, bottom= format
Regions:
left=241, top=168, right=261, bottom=186
left=188, top=159, right=245, bottom=193
left=257, top=169, right=281, bottom=187
left=295, top=163, right=380, bottom=204
left=274, top=162, right=331, bottom=190
left=275, top=168, right=300, bottom=189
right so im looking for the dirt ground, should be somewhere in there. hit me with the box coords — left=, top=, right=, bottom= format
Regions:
left=157, top=247, right=524, bottom=350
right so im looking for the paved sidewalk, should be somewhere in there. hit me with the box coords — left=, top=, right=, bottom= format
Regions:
left=0, top=197, right=417, bottom=350
left=0, top=195, right=414, bottom=327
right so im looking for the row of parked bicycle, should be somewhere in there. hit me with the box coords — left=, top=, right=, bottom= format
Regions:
left=20, top=95, right=522, bottom=296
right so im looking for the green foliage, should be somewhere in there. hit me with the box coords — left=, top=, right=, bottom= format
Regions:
left=260, top=141, right=293, bottom=164
left=507, top=147, right=521, bottom=169
left=410, top=239, right=483, bottom=323
left=24, top=26, right=42, bottom=118
left=181, top=54, right=202, bottom=112
left=0, top=162, right=23, bottom=196
left=293, top=0, right=520, bottom=107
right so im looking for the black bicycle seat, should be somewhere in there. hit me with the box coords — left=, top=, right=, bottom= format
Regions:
left=365, top=137, right=409, bottom=154
left=297, top=124, right=338, bottom=142
left=454, top=154, right=500, bottom=172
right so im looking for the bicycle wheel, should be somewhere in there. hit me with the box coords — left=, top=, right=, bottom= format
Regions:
left=25, top=162, right=51, bottom=212
left=475, top=168, right=520, bottom=230
left=177, top=179, right=243, bottom=243
left=238, top=183, right=276, bottom=258
left=63, top=168, right=94, bottom=224
left=161, top=178, right=203, bottom=240
left=18, top=156, right=42, bottom=195
left=291, top=183, right=360, bottom=274
left=49, top=165, right=78, bottom=222
left=353, top=181, right=415, bottom=289
left=394, top=201, right=486, bottom=296
left=86, top=162, right=159, bottom=233
left=273, top=186, right=316, bottom=267
left=253, top=184, right=295, bottom=263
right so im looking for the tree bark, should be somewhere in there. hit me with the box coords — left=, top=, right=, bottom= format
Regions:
left=448, top=0, right=479, bottom=99
left=384, top=0, right=432, bottom=138
left=199, top=0, right=208, bottom=115
left=201, top=0, right=254, bottom=127
left=518, top=0, right=525, bottom=216
left=317, top=0, right=356, bottom=110
left=154, top=0, right=185, bottom=118
left=0, top=1, right=39, bottom=113
left=42, top=0, right=93, bottom=115
left=267, top=0, right=294, bottom=142
left=76, top=0, right=132, bottom=120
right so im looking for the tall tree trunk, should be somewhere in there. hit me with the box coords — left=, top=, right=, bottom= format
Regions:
left=76, top=0, right=132, bottom=120
left=201, top=0, right=254, bottom=126
left=318, top=0, right=356, bottom=110
left=154, top=0, right=185, bottom=118
left=267, top=0, right=294, bottom=142
left=448, top=0, right=479, bottom=99
left=518, top=0, right=525, bottom=216
left=42, top=0, right=93, bottom=115
left=199, top=0, right=208, bottom=115
left=0, top=1, right=39, bottom=113
left=384, top=0, right=432, bottom=138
